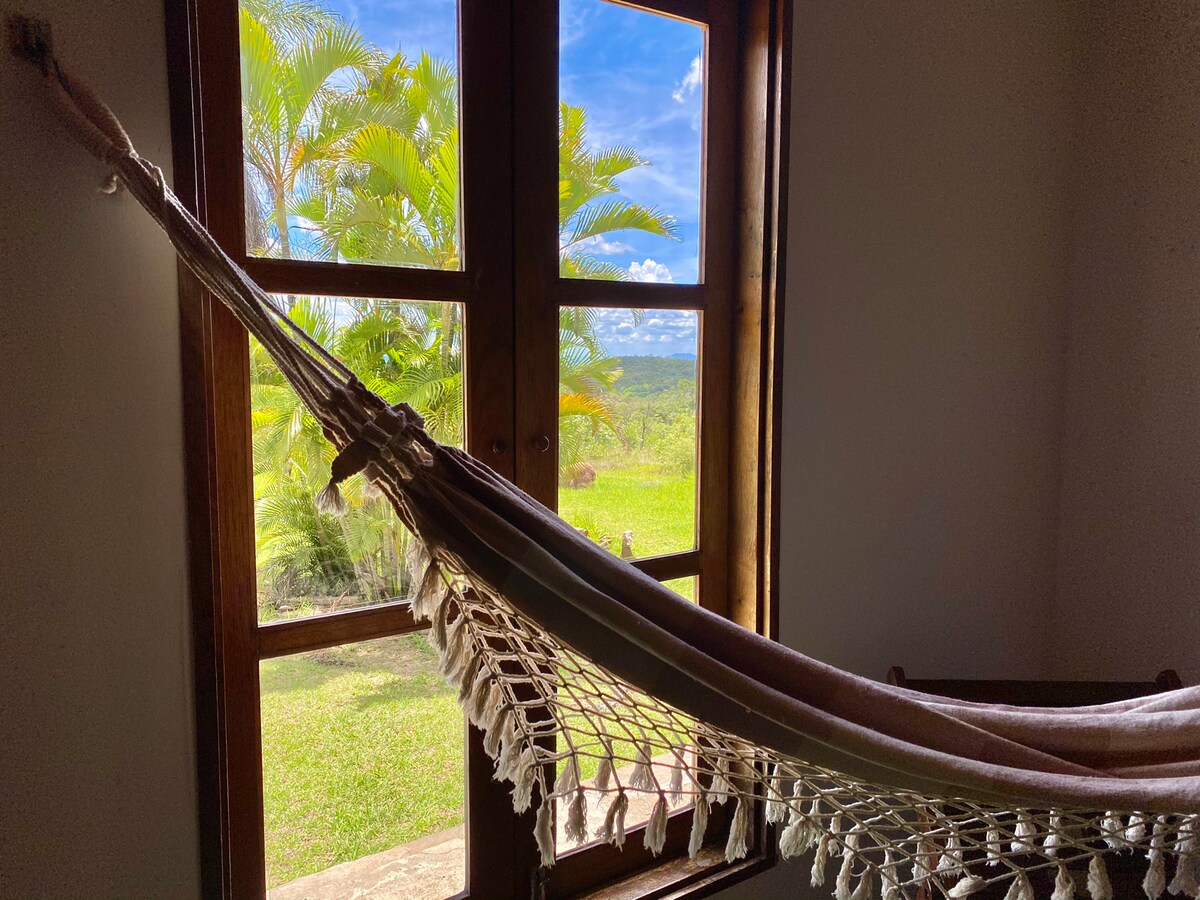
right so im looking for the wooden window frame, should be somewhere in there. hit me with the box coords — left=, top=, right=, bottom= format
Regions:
left=165, top=0, right=791, bottom=896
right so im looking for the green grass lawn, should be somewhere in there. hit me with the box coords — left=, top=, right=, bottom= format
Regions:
left=558, top=465, right=696, bottom=601
left=260, top=635, right=464, bottom=887
left=557, top=465, right=695, bottom=558
left=260, top=465, right=694, bottom=886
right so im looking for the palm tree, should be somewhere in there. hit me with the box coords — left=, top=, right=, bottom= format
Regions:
left=558, top=102, right=678, bottom=279
left=290, top=49, right=462, bottom=268
left=251, top=297, right=462, bottom=611
left=239, top=0, right=374, bottom=257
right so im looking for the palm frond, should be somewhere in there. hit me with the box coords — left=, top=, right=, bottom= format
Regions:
left=348, top=124, right=435, bottom=212
left=285, top=23, right=374, bottom=134
left=566, top=199, right=679, bottom=246
left=592, top=145, right=649, bottom=179
left=560, top=251, right=630, bottom=281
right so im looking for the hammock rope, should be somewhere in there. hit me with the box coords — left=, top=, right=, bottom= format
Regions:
left=13, top=17, right=1200, bottom=897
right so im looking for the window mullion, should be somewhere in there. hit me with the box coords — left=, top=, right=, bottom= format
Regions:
left=512, top=0, right=564, bottom=512
left=243, top=258, right=473, bottom=304
left=458, top=2, right=535, bottom=898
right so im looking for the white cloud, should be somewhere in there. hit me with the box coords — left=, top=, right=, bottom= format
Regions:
left=588, top=307, right=698, bottom=357
left=672, top=55, right=703, bottom=103
left=628, top=259, right=674, bottom=283
left=578, top=235, right=635, bottom=256
left=559, top=3, right=590, bottom=50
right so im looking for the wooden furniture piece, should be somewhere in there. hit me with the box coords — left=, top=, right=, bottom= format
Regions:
left=886, top=667, right=1183, bottom=899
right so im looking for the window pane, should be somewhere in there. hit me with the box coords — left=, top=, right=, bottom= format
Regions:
left=253, top=296, right=463, bottom=624
left=661, top=576, right=697, bottom=604
left=239, top=0, right=462, bottom=269
left=262, top=635, right=465, bottom=898
left=558, top=307, right=698, bottom=559
left=559, top=0, right=705, bottom=284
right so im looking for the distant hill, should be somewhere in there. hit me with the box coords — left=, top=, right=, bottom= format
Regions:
left=612, top=355, right=696, bottom=397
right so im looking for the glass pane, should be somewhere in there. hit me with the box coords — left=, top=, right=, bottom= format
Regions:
left=662, top=576, right=697, bottom=604
left=262, top=634, right=465, bottom=898
left=559, top=0, right=705, bottom=283
left=239, top=0, right=462, bottom=269
left=253, top=296, right=463, bottom=624
left=558, top=307, right=699, bottom=559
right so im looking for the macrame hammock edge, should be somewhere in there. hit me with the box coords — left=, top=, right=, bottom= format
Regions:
left=13, top=17, right=1200, bottom=899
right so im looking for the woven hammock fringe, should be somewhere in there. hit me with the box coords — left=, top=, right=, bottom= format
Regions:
left=1086, top=855, right=1112, bottom=900
left=1050, top=863, right=1074, bottom=900
left=402, top=542, right=1200, bottom=899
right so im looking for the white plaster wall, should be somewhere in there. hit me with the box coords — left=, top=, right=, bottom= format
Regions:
left=719, top=2, right=1081, bottom=895
left=1053, top=1, right=1200, bottom=684
left=774, top=0, right=1078, bottom=681
left=0, top=0, right=199, bottom=896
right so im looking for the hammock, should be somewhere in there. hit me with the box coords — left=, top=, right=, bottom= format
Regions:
left=13, top=18, right=1200, bottom=898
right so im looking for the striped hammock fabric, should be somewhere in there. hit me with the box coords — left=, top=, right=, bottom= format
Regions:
left=14, top=18, right=1200, bottom=897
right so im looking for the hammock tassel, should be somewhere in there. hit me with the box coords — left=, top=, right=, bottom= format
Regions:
left=554, top=757, right=580, bottom=796
left=709, top=754, right=732, bottom=804
left=482, top=705, right=509, bottom=757
left=408, top=559, right=444, bottom=622
left=1087, top=854, right=1113, bottom=900
left=511, top=748, right=537, bottom=813
left=985, top=821, right=1002, bottom=865
left=464, top=672, right=493, bottom=725
left=1145, top=852, right=1166, bottom=899
left=834, top=846, right=854, bottom=900
left=1044, top=811, right=1065, bottom=856
left=765, top=764, right=789, bottom=824
left=438, top=611, right=469, bottom=681
left=811, top=832, right=831, bottom=888
left=315, top=479, right=347, bottom=516
left=881, top=850, right=902, bottom=900
left=429, top=595, right=451, bottom=653
left=494, top=729, right=522, bottom=781
left=668, top=757, right=684, bottom=803
left=912, top=837, right=936, bottom=884
left=455, top=653, right=482, bottom=705
left=630, top=738, right=654, bottom=791
left=1013, top=812, right=1036, bottom=853
left=1169, top=854, right=1200, bottom=898
left=594, top=738, right=614, bottom=792
left=1175, top=815, right=1199, bottom=854
left=644, top=794, right=668, bottom=855
left=564, top=788, right=588, bottom=845
left=948, top=874, right=987, bottom=897
left=1169, top=817, right=1200, bottom=896
left=849, top=868, right=873, bottom=900
left=598, top=791, right=628, bottom=848
left=1002, top=872, right=1035, bottom=900
left=938, top=827, right=964, bottom=875
left=1101, top=812, right=1124, bottom=849
left=1127, top=813, right=1149, bottom=845
left=1145, top=817, right=1169, bottom=899
left=779, top=817, right=817, bottom=859
left=534, top=799, right=555, bottom=867
left=725, top=797, right=750, bottom=862
left=1052, top=863, right=1075, bottom=900
left=688, top=793, right=708, bottom=858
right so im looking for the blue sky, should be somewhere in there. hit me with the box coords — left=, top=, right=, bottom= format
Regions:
left=314, top=0, right=703, bottom=357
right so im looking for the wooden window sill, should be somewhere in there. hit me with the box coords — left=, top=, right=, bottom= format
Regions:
left=573, top=848, right=774, bottom=900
